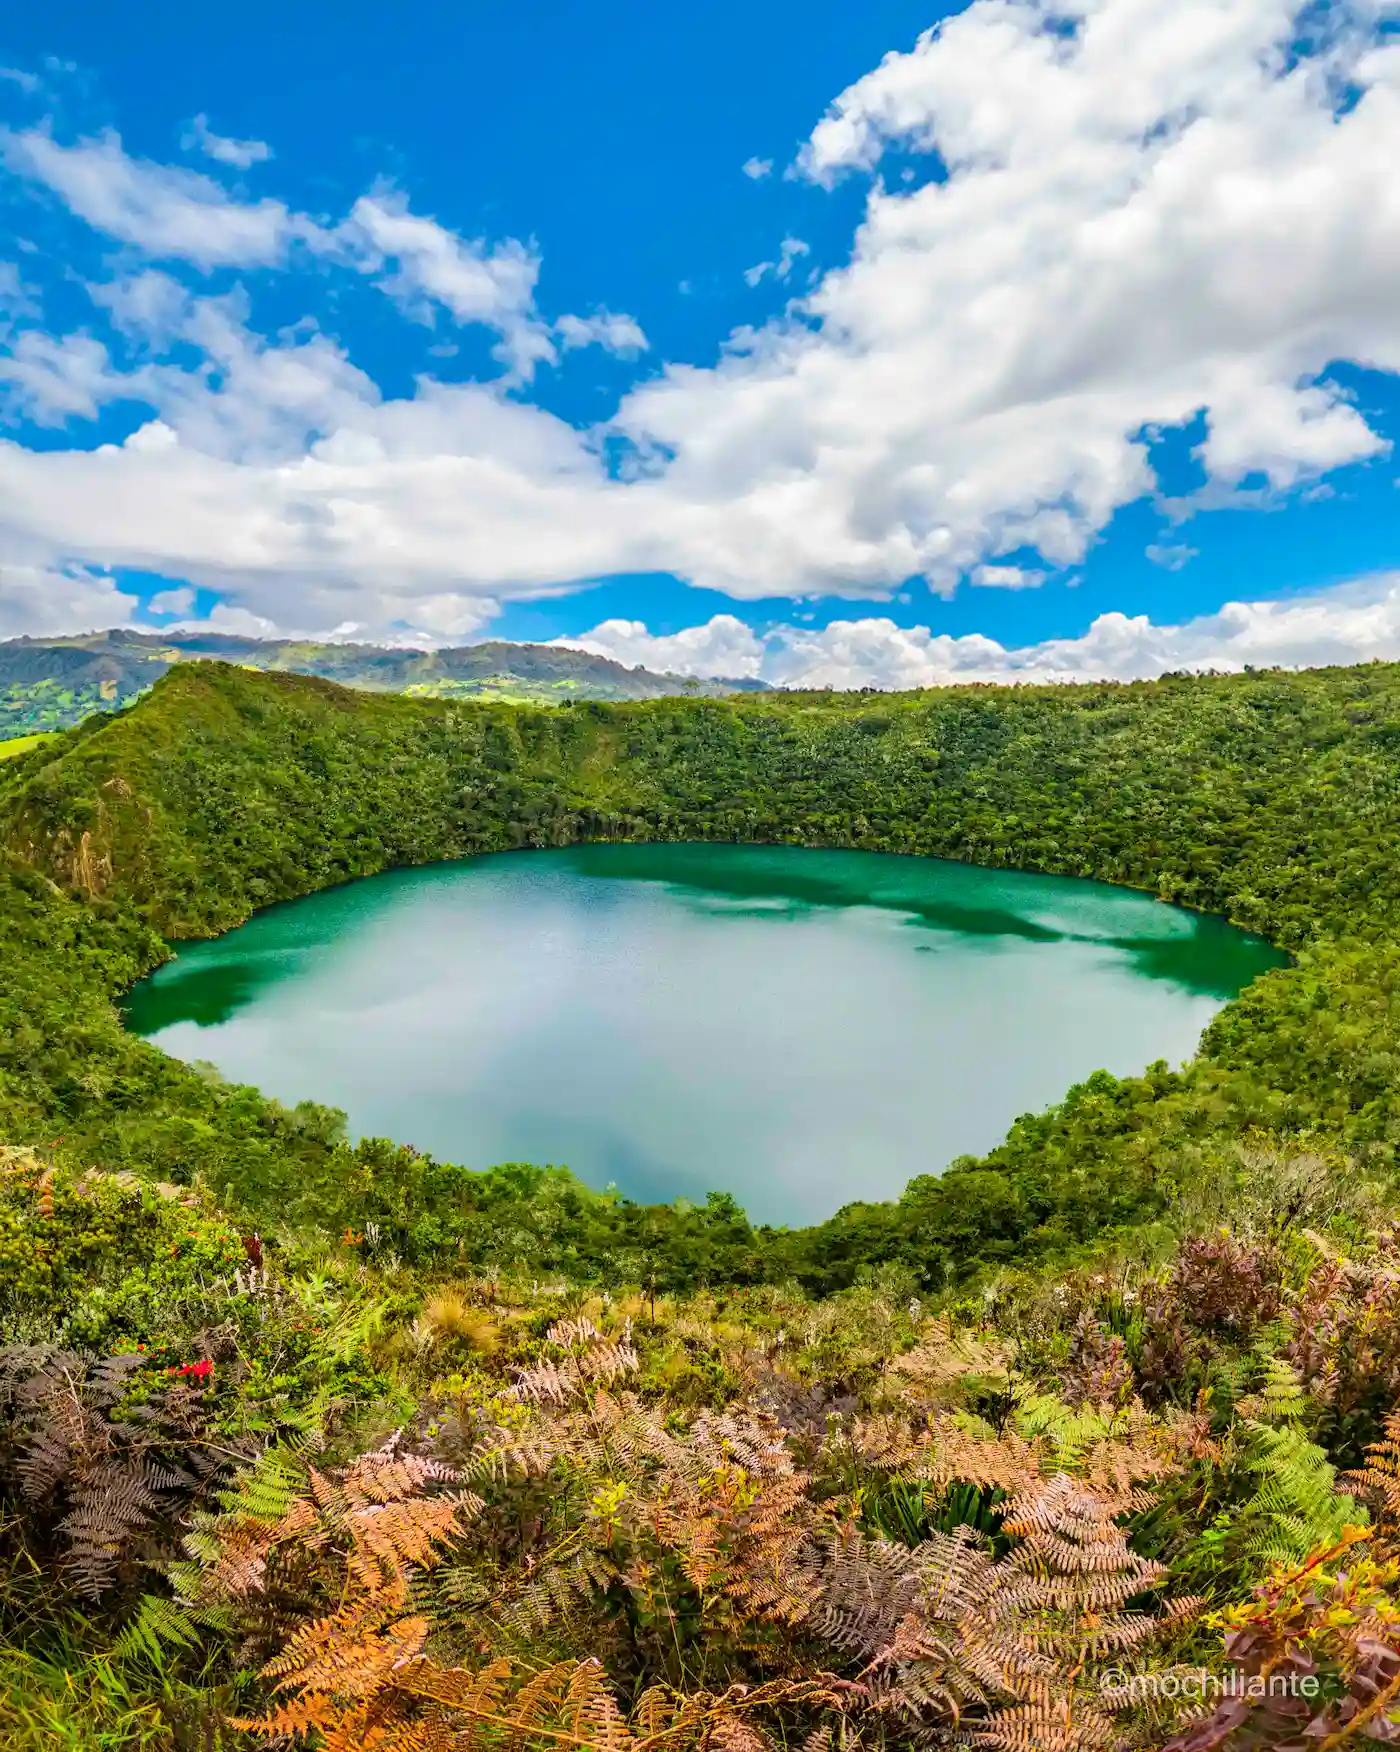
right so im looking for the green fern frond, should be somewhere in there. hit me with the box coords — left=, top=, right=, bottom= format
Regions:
left=115, top=1591, right=231, bottom=1664
left=211, top=1444, right=307, bottom=1522
left=1237, top=1420, right=1365, bottom=1567
left=1242, top=1353, right=1307, bottom=1425
left=1011, top=1393, right=1147, bottom=1472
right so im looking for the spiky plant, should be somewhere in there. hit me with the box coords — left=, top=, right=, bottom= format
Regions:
left=420, top=1290, right=501, bottom=1356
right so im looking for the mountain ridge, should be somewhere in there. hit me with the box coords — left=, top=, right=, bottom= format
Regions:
left=0, top=628, right=769, bottom=738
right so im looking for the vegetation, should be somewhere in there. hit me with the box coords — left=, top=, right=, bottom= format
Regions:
left=0, top=632, right=766, bottom=739
left=0, top=732, right=57, bottom=761
left=6, top=657, right=1400, bottom=1289
left=8, top=655, right=1400, bottom=1743
left=8, top=1137, right=1400, bottom=1748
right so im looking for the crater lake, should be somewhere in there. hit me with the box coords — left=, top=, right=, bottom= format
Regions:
left=123, top=843, right=1287, bottom=1223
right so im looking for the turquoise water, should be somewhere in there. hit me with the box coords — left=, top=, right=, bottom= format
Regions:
left=124, top=843, right=1286, bottom=1224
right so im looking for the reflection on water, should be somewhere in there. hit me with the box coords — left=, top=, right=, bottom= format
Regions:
left=125, top=843, right=1286, bottom=1223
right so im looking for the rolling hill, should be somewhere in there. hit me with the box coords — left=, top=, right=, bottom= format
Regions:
left=0, top=628, right=769, bottom=739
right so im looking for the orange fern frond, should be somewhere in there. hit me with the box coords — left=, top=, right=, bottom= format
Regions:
left=1343, top=1403, right=1400, bottom=1530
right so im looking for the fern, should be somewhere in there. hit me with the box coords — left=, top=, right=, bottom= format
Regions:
left=1235, top=1420, right=1364, bottom=1568
left=1344, top=1404, right=1400, bottom=1529
left=513, top=1320, right=640, bottom=1406
left=213, top=1441, right=308, bottom=1523
left=242, top=1646, right=854, bottom=1751
left=1232, top=1352, right=1307, bottom=1426
left=785, top=1469, right=1199, bottom=1746
left=0, top=1343, right=231, bottom=1598
left=1010, top=1394, right=1171, bottom=1492
left=115, top=1590, right=233, bottom=1664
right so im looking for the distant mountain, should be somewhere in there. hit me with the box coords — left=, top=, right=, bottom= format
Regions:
left=0, top=630, right=769, bottom=738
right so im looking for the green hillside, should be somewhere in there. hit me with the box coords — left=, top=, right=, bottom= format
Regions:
left=0, top=629, right=768, bottom=739
left=7, top=661, right=1400, bottom=1748
left=4, top=656, right=1400, bottom=1281
left=0, top=731, right=56, bottom=761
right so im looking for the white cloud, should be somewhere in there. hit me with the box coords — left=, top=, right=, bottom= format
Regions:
left=742, top=156, right=773, bottom=180
left=162, top=589, right=500, bottom=645
left=143, top=292, right=381, bottom=462
left=1145, top=542, right=1198, bottom=571
left=572, top=572, right=1400, bottom=690
left=392, top=592, right=501, bottom=639
left=603, top=0, right=1400, bottom=598
left=972, top=563, right=1044, bottom=589
left=0, top=330, right=133, bottom=424
left=181, top=113, right=272, bottom=170
left=0, top=564, right=136, bottom=635
left=555, top=613, right=765, bottom=677
left=555, top=309, right=648, bottom=355
left=3, top=1, right=1400, bottom=638
left=743, top=235, right=810, bottom=287
left=0, top=128, right=319, bottom=268
left=147, top=585, right=195, bottom=614
left=0, top=260, right=39, bottom=327
left=341, top=189, right=551, bottom=375
left=169, top=601, right=279, bottom=638
left=88, top=268, right=191, bottom=345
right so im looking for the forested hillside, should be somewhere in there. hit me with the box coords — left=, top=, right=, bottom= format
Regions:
left=0, top=629, right=767, bottom=737
left=8, top=661, right=1400, bottom=1748
left=6, top=658, right=1400, bottom=1286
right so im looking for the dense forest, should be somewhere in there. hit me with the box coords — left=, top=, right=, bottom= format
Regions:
left=8, top=659, right=1400, bottom=1747
left=0, top=631, right=766, bottom=738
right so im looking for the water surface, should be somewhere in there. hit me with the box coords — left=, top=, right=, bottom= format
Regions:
left=124, top=844, right=1285, bottom=1223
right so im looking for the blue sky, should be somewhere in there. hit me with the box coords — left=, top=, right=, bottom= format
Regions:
left=4, top=0, right=1400, bottom=687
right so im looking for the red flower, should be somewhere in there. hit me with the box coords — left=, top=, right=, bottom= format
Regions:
left=168, top=1359, right=213, bottom=1382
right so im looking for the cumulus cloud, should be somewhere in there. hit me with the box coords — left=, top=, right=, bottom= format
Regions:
left=144, top=295, right=381, bottom=462
left=604, top=0, right=1400, bottom=598
left=554, top=613, right=765, bottom=677
left=1145, top=542, right=1198, bottom=572
left=569, top=573, right=1400, bottom=690
left=341, top=189, right=553, bottom=375
left=0, top=261, right=39, bottom=327
left=742, top=156, right=773, bottom=180
left=0, top=128, right=321, bottom=267
left=146, top=584, right=195, bottom=615
left=972, top=564, right=1044, bottom=590
left=3, top=0, right=1400, bottom=637
left=169, top=601, right=278, bottom=638
left=555, top=309, right=648, bottom=355
left=0, top=564, right=136, bottom=635
left=0, top=330, right=133, bottom=425
left=181, top=113, right=272, bottom=170
left=88, top=268, right=191, bottom=345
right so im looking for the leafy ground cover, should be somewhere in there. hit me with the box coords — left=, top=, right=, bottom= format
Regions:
left=6, top=1138, right=1400, bottom=1749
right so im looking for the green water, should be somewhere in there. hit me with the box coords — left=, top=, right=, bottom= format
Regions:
left=124, top=844, right=1286, bottom=1224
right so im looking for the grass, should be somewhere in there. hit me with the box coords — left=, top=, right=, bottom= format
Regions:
left=0, top=1640, right=237, bottom=1751
left=0, top=734, right=58, bottom=761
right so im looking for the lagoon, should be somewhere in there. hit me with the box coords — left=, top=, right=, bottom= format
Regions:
left=124, top=843, right=1285, bottom=1224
